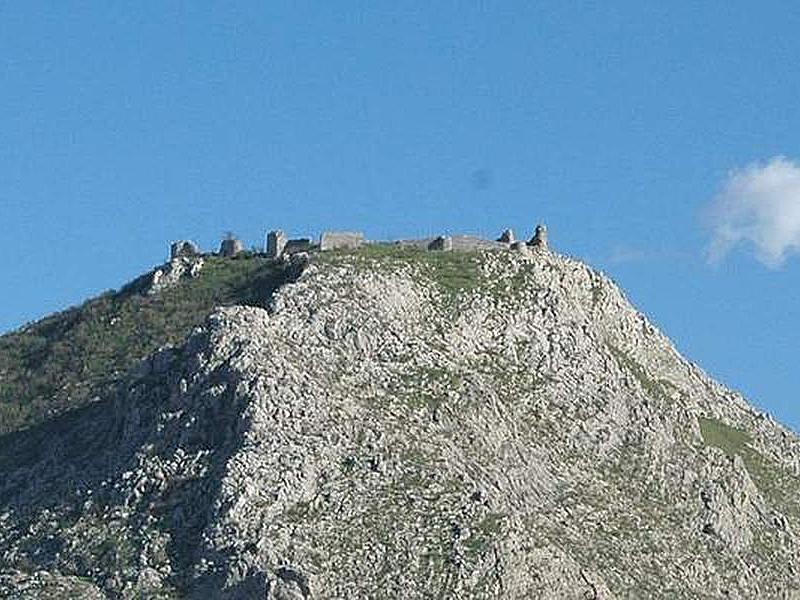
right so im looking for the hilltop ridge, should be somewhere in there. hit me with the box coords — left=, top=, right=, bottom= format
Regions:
left=0, top=225, right=546, bottom=435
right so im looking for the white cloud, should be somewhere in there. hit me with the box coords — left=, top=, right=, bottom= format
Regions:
left=707, top=156, right=800, bottom=268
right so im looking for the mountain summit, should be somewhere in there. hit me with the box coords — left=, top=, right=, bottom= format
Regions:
left=1, top=241, right=799, bottom=598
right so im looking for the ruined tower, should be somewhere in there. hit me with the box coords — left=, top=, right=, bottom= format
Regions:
left=530, top=224, right=548, bottom=250
left=266, top=230, right=288, bottom=259
left=219, top=235, right=244, bottom=257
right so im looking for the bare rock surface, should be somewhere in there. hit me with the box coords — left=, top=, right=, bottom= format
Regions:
left=2, top=248, right=800, bottom=598
left=147, top=256, right=205, bottom=295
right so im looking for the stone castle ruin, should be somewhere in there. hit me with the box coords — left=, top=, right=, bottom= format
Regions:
left=168, top=225, right=550, bottom=263
left=152, top=226, right=548, bottom=295
left=530, top=224, right=548, bottom=249
left=265, top=230, right=287, bottom=258
left=319, top=231, right=365, bottom=252
left=219, top=236, right=244, bottom=257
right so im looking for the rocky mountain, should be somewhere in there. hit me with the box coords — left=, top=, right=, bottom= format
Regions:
left=1, top=244, right=800, bottom=599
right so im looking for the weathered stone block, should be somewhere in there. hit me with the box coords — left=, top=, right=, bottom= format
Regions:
left=319, top=231, right=365, bottom=251
left=266, top=230, right=288, bottom=258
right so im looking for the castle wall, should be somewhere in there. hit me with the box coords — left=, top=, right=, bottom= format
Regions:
left=319, top=231, right=365, bottom=251
left=284, top=239, right=314, bottom=255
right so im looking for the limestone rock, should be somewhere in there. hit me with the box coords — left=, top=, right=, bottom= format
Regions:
left=170, top=240, right=200, bottom=259
left=147, top=256, right=204, bottom=295
left=2, top=247, right=800, bottom=598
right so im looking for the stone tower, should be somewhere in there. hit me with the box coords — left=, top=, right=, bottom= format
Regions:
left=219, top=236, right=244, bottom=257
left=498, top=229, right=516, bottom=244
left=530, top=224, right=548, bottom=250
left=266, top=230, right=288, bottom=259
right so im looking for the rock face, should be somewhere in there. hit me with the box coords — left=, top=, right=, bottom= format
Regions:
left=147, top=256, right=205, bottom=295
left=170, top=240, right=200, bottom=260
left=2, top=248, right=800, bottom=598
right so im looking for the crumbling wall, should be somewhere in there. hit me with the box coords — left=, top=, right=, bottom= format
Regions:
left=284, top=239, right=314, bottom=255
left=428, top=236, right=453, bottom=251
left=319, top=231, right=365, bottom=251
left=450, top=235, right=505, bottom=251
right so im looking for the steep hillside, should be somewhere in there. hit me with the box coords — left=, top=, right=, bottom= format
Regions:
left=0, top=254, right=296, bottom=435
left=1, top=245, right=800, bottom=598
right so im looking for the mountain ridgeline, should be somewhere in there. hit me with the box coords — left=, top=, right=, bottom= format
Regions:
left=1, top=241, right=799, bottom=598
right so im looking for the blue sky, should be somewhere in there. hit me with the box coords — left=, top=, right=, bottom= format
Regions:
left=3, top=3, right=800, bottom=427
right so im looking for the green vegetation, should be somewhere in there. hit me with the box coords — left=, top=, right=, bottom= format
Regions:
left=591, top=281, right=604, bottom=307
left=608, top=345, right=673, bottom=405
left=395, top=365, right=462, bottom=414
left=318, top=244, right=483, bottom=300
left=464, top=512, right=505, bottom=556
left=699, top=416, right=800, bottom=524
left=0, top=254, right=293, bottom=435
left=697, top=417, right=751, bottom=456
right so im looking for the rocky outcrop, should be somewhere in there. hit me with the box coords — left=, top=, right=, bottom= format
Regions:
left=170, top=240, right=200, bottom=260
left=0, top=570, right=106, bottom=599
left=1, top=248, right=799, bottom=598
left=146, top=256, right=205, bottom=295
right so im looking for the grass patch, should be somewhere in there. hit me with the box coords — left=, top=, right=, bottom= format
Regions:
left=392, top=365, right=463, bottom=416
left=464, top=512, right=505, bottom=556
left=697, top=417, right=751, bottom=456
left=608, top=345, right=672, bottom=405
left=318, top=244, right=483, bottom=301
left=699, top=416, right=800, bottom=524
